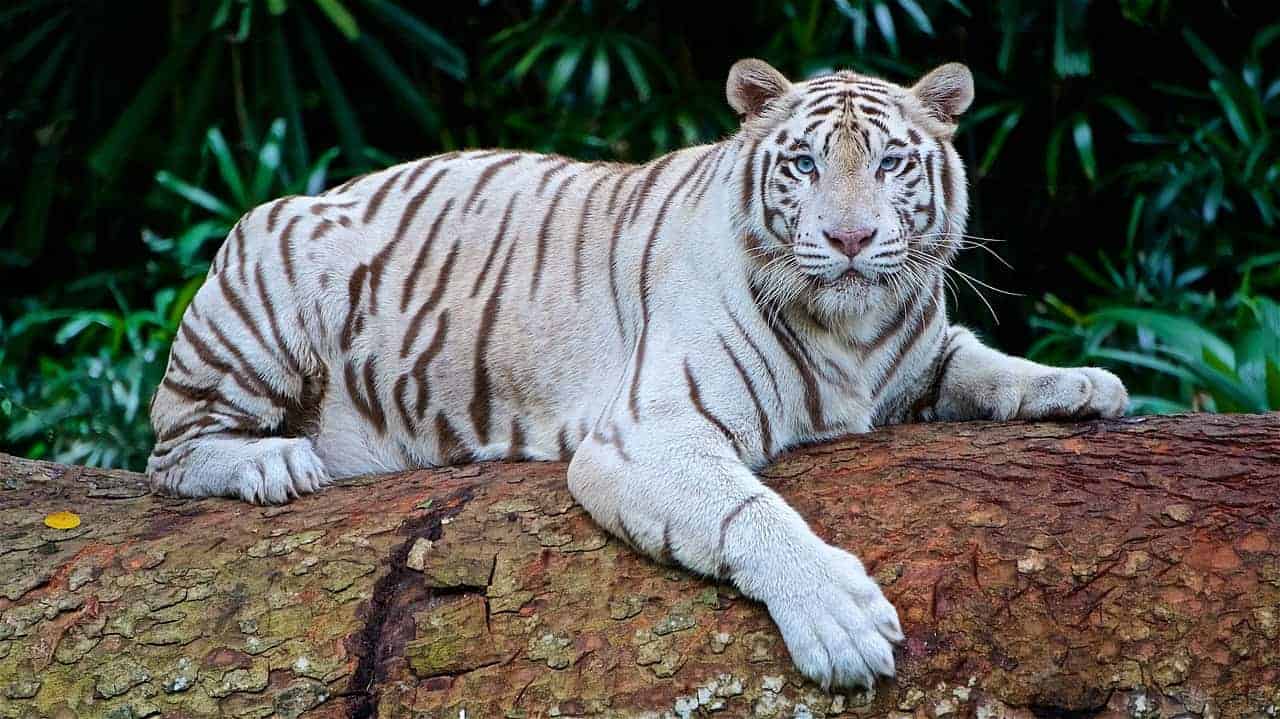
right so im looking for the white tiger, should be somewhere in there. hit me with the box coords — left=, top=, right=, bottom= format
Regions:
left=148, top=59, right=1128, bottom=689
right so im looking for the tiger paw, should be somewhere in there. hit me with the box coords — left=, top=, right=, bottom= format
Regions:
left=231, top=438, right=331, bottom=505
left=765, top=544, right=903, bottom=689
left=1015, top=366, right=1129, bottom=420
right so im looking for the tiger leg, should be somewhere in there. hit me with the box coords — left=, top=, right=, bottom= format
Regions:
left=567, top=417, right=902, bottom=689
left=147, top=205, right=334, bottom=504
left=920, top=326, right=1129, bottom=421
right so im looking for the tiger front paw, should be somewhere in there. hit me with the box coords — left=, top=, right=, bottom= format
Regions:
left=933, top=363, right=1129, bottom=422
left=764, top=543, right=903, bottom=689
left=1013, top=366, right=1129, bottom=420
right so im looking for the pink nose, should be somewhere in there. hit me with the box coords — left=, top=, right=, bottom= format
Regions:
left=823, top=227, right=877, bottom=258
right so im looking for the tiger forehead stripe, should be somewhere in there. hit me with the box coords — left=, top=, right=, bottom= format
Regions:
left=805, top=91, right=845, bottom=109
left=864, top=116, right=891, bottom=135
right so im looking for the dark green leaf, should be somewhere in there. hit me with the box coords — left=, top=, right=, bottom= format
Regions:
left=978, top=106, right=1022, bottom=176
left=1092, top=307, right=1235, bottom=367
left=1128, top=395, right=1193, bottom=414
left=1066, top=255, right=1111, bottom=291
left=588, top=45, right=610, bottom=106
left=895, top=0, right=934, bottom=36
left=1053, top=0, right=1091, bottom=77
left=205, top=127, right=247, bottom=207
left=297, top=12, right=368, bottom=171
left=1087, top=348, right=1197, bottom=383
left=1209, top=79, right=1252, bottom=143
left=1202, top=173, right=1224, bottom=223
left=511, top=36, right=558, bottom=81
left=55, top=313, right=117, bottom=345
left=1071, top=114, right=1097, bottom=182
left=1125, top=194, right=1145, bottom=246
left=1267, top=358, right=1280, bottom=410
left=88, top=19, right=205, bottom=179
left=1097, top=95, right=1148, bottom=131
left=269, top=19, right=310, bottom=176
left=305, top=148, right=343, bottom=195
left=547, top=43, right=585, bottom=101
left=313, top=0, right=359, bottom=39
left=872, top=1, right=898, bottom=55
left=155, top=171, right=239, bottom=220
left=357, top=34, right=441, bottom=133
left=13, top=145, right=58, bottom=264
left=3, top=8, right=66, bottom=65
left=613, top=42, right=651, bottom=102
left=1182, top=27, right=1228, bottom=77
left=362, top=0, right=468, bottom=80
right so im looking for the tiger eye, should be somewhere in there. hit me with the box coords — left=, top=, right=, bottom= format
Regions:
left=793, top=155, right=816, bottom=173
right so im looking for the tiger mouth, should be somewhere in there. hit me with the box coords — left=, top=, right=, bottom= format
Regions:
left=812, top=266, right=903, bottom=291
left=816, top=268, right=871, bottom=289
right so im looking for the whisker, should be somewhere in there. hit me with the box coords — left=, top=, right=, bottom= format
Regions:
left=913, top=232, right=1008, bottom=244
left=904, top=250, right=1009, bottom=324
left=907, top=250, right=1021, bottom=298
left=950, top=241, right=1014, bottom=270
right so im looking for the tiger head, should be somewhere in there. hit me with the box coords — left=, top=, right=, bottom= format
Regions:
left=726, top=59, right=973, bottom=319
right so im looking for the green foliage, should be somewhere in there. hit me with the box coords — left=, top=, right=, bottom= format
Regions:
left=1032, top=285, right=1280, bottom=414
left=1029, top=24, right=1280, bottom=413
left=0, top=0, right=463, bottom=269
left=153, top=119, right=343, bottom=271
left=1, top=122, right=338, bottom=467
left=1, top=2, right=1276, bottom=468
left=0, top=287, right=176, bottom=469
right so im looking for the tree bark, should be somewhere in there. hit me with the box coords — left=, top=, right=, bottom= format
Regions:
left=1, top=413, right=1278, bottom=719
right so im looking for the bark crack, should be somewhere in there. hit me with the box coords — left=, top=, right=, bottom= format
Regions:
left=346, top=486, right=476, bottom=719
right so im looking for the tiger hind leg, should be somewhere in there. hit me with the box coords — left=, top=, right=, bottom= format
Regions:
left=149, top=435, right=330, bottom=504
left=148, top=203, right=336, bottom=504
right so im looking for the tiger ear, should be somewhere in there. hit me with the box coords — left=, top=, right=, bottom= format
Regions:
left=911, top=63, right=974, bottom=125
left=726, top=58, right=792, bottom=119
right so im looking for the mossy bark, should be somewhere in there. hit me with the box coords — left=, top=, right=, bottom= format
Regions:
left=1, top=414, right=1278, bottom=719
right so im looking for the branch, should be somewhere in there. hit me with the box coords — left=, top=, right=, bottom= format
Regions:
left=1, top=414, right=1277, bottom=718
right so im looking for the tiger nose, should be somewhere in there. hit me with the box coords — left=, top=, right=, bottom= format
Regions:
left=823, top=227, right=877, bottom=258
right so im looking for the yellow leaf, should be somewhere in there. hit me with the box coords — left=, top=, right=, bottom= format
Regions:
left=44, top=511, right=81, bottom=530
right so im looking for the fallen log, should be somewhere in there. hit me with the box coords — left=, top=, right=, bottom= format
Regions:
left=0, top=413, right=1277, bottom=719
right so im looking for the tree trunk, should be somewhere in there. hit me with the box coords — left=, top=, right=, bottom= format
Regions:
left=1, top=413, right=1278, bottom=719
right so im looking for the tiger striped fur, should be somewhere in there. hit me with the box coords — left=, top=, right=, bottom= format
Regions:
left=148, top=59, right=1128, bottom=688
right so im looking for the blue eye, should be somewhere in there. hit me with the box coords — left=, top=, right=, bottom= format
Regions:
left=793, top=155, right=816, bottom=173
left=879, top=155, right=902, bottom=172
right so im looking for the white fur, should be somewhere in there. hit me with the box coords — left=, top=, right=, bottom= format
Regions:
left=148, top=61, right=1128, bottom=690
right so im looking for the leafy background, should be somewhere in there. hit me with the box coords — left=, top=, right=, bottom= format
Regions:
left=2, top=0, right=1277, bottom=469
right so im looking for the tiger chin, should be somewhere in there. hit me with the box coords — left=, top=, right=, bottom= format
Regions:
left=148, top=58, right=1128, bottom=689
